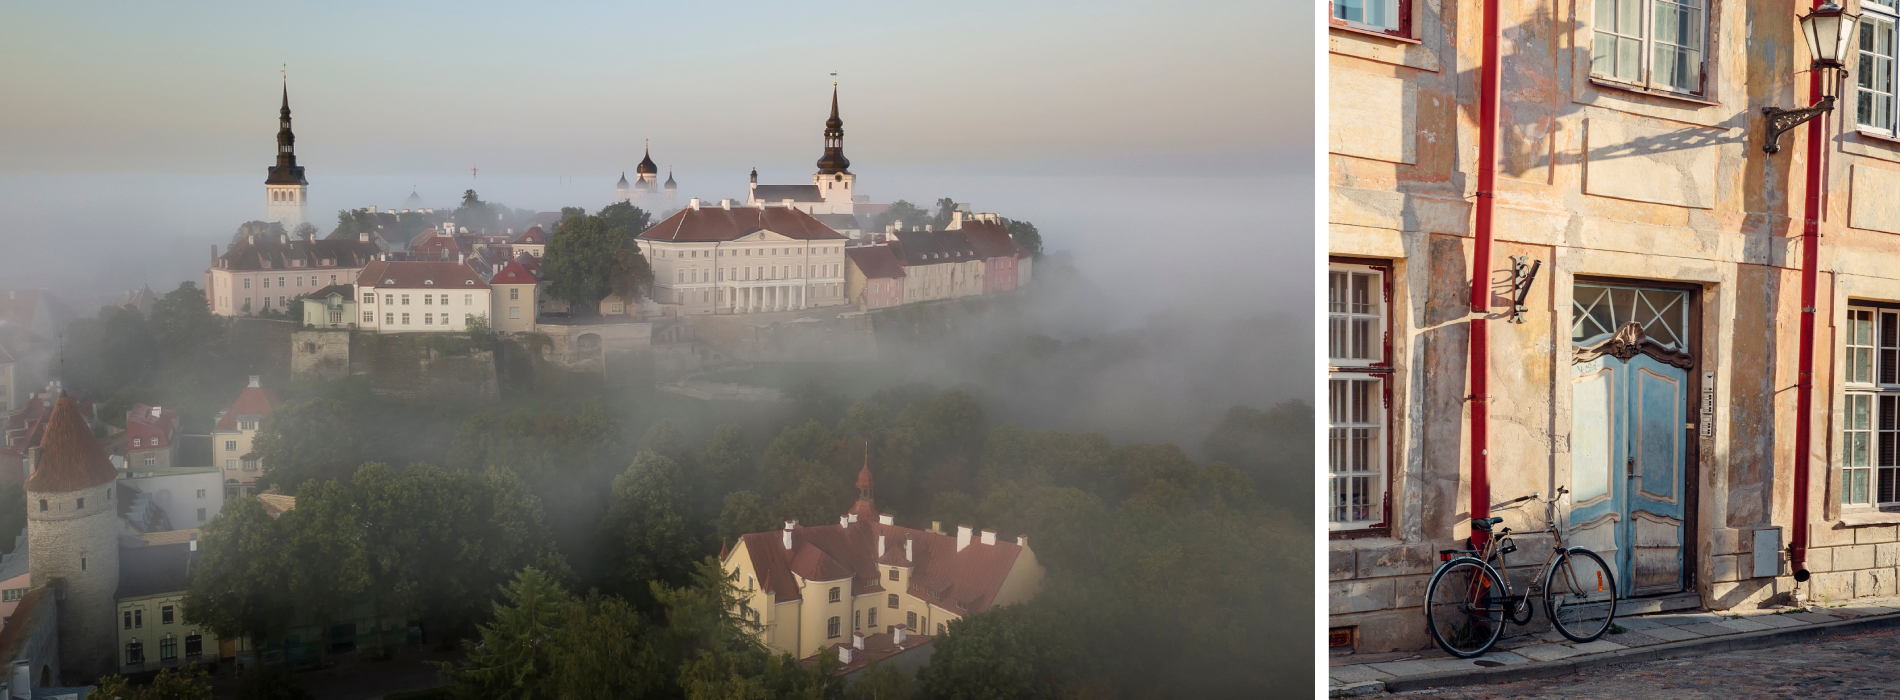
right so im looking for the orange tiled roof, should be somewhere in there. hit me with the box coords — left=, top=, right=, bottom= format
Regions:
left=26, top=396, right=120, bottom=493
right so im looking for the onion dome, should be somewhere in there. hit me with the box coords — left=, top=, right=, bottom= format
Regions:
left=26, top=396, right=120, bottom=494
left=636, top=145, right=659, bottom=176
left=617, top=171, right=630, bottom=189
left=665, top=168, right=677, bottom=191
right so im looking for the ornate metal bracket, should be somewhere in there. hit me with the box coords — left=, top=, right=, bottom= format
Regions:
left=1507, top=256, right=1542, bottom=324
left=1762, top=95, right=1836, bottom=154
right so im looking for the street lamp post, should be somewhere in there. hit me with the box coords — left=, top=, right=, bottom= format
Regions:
left=1763, top=2, right=1857, bottom=154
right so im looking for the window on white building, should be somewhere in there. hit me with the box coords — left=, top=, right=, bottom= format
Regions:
left=401, top=313, right=411, bottom=325
left=1329, top=261, right=1390, bottom=532
left=1591, top=0, right=1706, bottom=94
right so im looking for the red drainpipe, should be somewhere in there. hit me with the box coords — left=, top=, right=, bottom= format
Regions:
left=1791, top=0, right=1827, bottom=575
left=1468, top=0, right=1503, bottom=537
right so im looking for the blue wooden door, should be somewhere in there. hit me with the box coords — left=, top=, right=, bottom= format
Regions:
left=1623, top=354, right=1687, bottom=596
left=1570, top=282, right=1693, bottom=598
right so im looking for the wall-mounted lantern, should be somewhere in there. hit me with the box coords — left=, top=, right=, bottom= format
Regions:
left=1763, top=2, right=1859, bottom=154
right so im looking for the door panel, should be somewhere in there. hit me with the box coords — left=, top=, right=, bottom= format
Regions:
left=1625, top=355, right=1687, bottom=595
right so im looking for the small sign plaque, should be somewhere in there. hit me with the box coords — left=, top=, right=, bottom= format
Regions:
left=1700, top=370, right=1715, bottom=438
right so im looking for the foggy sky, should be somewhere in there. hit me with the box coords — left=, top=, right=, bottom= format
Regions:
left=0, top=0, right=1310, bottom=338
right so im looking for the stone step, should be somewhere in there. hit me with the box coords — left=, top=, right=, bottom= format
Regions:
left=1617, top=591, right=1701, bottom=616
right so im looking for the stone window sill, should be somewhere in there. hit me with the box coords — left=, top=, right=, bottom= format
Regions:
left=1589, top=77, right=1721, bottom=107
left=1329, top=23, right=1421, bottom=46
left=1836, top=510, right=1900, bottom=527
left=1854, top=129, right=1900, bottom=146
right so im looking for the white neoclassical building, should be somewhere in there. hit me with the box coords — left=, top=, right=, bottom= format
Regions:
left=636, top=200, right=849, bottom=316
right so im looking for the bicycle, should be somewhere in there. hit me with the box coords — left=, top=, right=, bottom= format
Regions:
left=1423, top=486, right=1619, bottom=658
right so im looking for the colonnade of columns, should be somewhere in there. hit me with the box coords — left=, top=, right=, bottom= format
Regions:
left=725, top=284, right=810, bottom=313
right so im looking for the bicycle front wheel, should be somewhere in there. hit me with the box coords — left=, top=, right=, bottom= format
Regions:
left=1544, top=548, right=1617, bottom=642
left=1425, top=557, right=1508, bottom=658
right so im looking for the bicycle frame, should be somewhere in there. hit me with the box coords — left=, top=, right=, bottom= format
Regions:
left=1461, top=487, right=1593, bottom=619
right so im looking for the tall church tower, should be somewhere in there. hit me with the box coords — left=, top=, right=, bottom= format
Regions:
left=813, top=84, right=855, bottom=210
left=25, top=396, right=122, bottom=684
left=265, top=81, right=309, bottom=232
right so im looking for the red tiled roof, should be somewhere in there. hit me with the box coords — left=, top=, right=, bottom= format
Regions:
left=0, top=588, right=49, bottom=661
left=214, top=380, right=279, bottom=432
left=125, top=404, right=179, bottom=451
left=513, top=251, right=542, bottom=274
left=488, top=260, right=537, bottom=286
left=734, top=516, right=1023, bottom=615
left=958, top=221, right=1028, bottom=259
left=890, top=230, right=979, bottom=267
left=639, top=206, right=847, bottom=243
left=217, top=236, right=379, bottom=272
left=512, top=226, right=547, bottom=245
left=26, top=396, right=120, bottom=493
left=357, top=260, right=489, bottom=290
left=846, top=246, right=904, bottom=280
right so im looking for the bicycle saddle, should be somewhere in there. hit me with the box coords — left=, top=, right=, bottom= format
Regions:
left=1471, top=516, right=1504, bottom=531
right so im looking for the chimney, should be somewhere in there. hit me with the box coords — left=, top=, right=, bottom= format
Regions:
left=720, top=198, right=733, bottom=209
left=189, top=532, right=198, bottom=552
left=893, top=220, right=904, bottom=233
left=904, top=537, right=913, bottom=562
left=924, top=225, right=933, bottom=232
left=853, top=633, right=865, bottom=650
left=1017, top=535, right=1028, bottom=548
left=783, top=520, right=796, bottom=550
left=956, top=526, right=972, bottom=552
left=980, top=530, right=996, bottom=546
left=840, top=515, right=850, bottom=528
left=839, top=646, right=852, bottom=664
left=878, top=514, right=893, bottom=526
left=878, top=534, right=886, bottom=557
left=951, top=209, right=964, bottom=228
left=929, top=520, right=940, bottom=534
left=690, top=198, right=702, bottom=209
left=894, top=625, right=907, bottom=645
left=360, top=232, right=370, bottom=242
left=247, top=375, right=261, bottom=388
left=368, top=205, right=378, bottom=213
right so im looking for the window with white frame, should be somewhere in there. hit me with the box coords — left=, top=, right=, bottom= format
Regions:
left=1329, top=261, right=1391, bottom=531
left=1591, top=0, right=1707, bottom=94
left=1843, top=305, right=1900, bottom=509
left=1331, top=0, right=1404, bottom=34
left=1860, top=6, right=1897, bottom=132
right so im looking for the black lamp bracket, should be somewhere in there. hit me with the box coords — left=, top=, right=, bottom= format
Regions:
left=1763, top=95, right=1836, bottom=154
left=1507, top=255, right=1542, bottom=324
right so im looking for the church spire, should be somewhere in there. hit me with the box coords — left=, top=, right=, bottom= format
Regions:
left=266, top=78, right=307, bottom=186
left=816, top=83, right=851, bottom=175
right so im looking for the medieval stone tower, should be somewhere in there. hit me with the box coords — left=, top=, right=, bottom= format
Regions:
left=25, top=396, right=122, bottom=683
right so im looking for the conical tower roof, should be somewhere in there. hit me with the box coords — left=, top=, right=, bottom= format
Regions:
left=26, top=396, right=119, bottom=493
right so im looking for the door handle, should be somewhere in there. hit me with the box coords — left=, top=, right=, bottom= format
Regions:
left=1627, top=456, right=1635, bottom=478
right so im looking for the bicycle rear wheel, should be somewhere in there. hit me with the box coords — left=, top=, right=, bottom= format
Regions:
left=1425, top=557, right=1508, bottom=658
left=1545, top=548, right=1617, bottom=642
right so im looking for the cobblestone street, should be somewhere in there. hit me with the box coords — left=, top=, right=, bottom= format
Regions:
left=1395, top=628, right=1900, bottom=699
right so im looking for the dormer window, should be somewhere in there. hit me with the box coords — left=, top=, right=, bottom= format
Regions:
left=384, top=279, right=394, bottom=284
left=424, top=280, right=435, bottom=285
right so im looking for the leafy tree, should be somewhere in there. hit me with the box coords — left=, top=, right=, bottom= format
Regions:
left=560, top=206, right=586, bottom=221
left=280, top=479, right=370, bottom=666
left=542, top=215, right=625, bottom=314
left=976, top=484, right=1107, bottom=573
left=927, top=491, right=976, bottom=530
left=232, top=220, right=288, bottom=246
left=1203, top=401, right=1312, bottom=516
left=182, top=498, right=294, bottom=661
left=94, top=666, right=215, bottom=700
left=236, top=665, right=313, bottom=700
left=848, top=662, right=913, bottom=700
left=697, top=424, right=754, bottom=514
left=930, top=198, right=958, bottom=231
left=758, top=421, right=853, bottom=525
left=597, top=201, right=653, bottom=238
left=0, top=482, right=23, bottom=555
left=293, top=222, right=319, bottom=240
left=1001, top=219, right=1042, bottom=257
left=872, top=200, right=931, bottom=233
left=440, top=567, right=570, bottom=700
left=600, top=451, right=703, bottom=606
left=609, top=248, right=655, bottom=308
left=334, top=208, right=378, bottom=239
left=148, top=282, right=223, bottom=363
left=913, top=605, right=1081, bottom=700
left=716, top=491, right=776, bottom=543
left=62, top=305, right=159, bottom=396
left=253, top=398, right=367, bottom=492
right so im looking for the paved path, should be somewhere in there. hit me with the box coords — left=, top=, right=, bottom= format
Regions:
left=1330, top=595, right=1900, bottom=696
left=1386, top=627, right=1900, bottom=698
